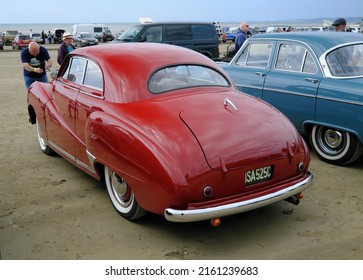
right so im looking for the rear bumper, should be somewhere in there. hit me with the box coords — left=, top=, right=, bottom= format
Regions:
left=164, top=172, right=313, bottom=222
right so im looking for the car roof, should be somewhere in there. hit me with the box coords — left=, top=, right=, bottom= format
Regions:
left=69, top=43, right=226, bottom=102
left=250, top=32, right=363, bottom=56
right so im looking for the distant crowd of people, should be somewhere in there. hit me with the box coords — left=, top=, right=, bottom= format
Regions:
left=231, top=17, right=356, bottom=55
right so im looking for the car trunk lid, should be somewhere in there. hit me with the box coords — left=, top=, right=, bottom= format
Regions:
left=179, top=92, right=298, bottom=171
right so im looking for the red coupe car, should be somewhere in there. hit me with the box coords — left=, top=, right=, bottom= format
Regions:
left=27, top=43, right=312, bottom=223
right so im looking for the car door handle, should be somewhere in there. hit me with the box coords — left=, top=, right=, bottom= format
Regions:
left=255, top=72, right=266, bottom=77
left=305, top=78, right=319, bottom=84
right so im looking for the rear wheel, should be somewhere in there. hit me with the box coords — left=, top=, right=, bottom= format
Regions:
left=104, top=166, right=147, bottom=220
left=310, top=124, right=363, bottom=165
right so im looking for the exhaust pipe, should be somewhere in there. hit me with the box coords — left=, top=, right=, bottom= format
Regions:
left=285, top=195, right=300, bottom=205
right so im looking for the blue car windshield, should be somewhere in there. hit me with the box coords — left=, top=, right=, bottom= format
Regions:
left=149, top=65, right=230, bottom=94
left=326, top=44, right=363, bottom=77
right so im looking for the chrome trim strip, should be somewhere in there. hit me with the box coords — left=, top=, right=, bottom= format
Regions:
left=48, top=140, right=74, bottom=162
left=164, top=172, right=313, bottom=222
left=47, top=141, right=97, bottom=175
left=75, top=158, right=96, bottom=174
left=236, top=85, right=363, bottom=106
left=79, top=89, right=104, bottom=99
left=316, top=96, right=363, bottom=107
left=86, top=150, right=98, bottom=174
left=236, top=84, right=316, bottom=99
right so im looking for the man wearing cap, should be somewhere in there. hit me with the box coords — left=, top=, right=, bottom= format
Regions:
left=332, top=18, right=346, bottom=32
left=57, top=32, right=76, bottom=65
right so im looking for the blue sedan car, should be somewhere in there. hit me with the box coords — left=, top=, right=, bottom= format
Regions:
left=221, top=32, right=363, bottom=165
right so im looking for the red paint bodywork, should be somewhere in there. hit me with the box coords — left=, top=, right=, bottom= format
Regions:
left=27, top=43, right=311, bottom=220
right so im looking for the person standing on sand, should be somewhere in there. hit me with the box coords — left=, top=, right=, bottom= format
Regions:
left=57, top=32, right=76, bottom=65
left=21, top=42, right=52, bottom=89
left=235, top=22, right=249, bottom=53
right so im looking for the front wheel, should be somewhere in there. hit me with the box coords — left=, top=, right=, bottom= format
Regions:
left=36, top=117, right=55, bottom=155
left=310, top=125, right=363, bottom=165
left=104, top=166, right=147, bottom=220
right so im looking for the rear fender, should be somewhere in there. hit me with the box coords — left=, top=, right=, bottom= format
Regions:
left=85, top=111, right=190, bottom=213
left=302, top=120, right=363, bottom=144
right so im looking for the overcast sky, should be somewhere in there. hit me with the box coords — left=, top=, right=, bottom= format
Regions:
left=1, top=0, right=363, bottom=23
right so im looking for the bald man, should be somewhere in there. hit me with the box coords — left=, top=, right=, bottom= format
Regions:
left=235, top=22, right=250, bottom=53
left=21, top=42, right=53, bottom=89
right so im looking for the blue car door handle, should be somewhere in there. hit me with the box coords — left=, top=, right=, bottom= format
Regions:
left=304, top=78, right=319, bottom=84
left=255, top=72, right=266, bottom=77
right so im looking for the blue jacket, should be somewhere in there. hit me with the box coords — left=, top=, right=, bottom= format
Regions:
left=57, top=42, right=76, bottom=65
left=235, top=29, right=247, bottom=52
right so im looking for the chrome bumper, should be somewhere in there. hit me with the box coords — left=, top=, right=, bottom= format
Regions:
left=164, top=172, right=313, bottom=223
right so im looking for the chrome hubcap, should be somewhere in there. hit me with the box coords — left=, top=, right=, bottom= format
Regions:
left=110, top=171, right=132, bottom=207
left=324, top=129, right=343, bottom=149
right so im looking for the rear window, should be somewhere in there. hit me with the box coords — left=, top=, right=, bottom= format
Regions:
left=149, top=65, right=229, bottom=94
left=326, top=44, right=363, bottom=77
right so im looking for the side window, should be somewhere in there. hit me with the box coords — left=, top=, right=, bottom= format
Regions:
left=235, top=42, right=272, bottom=68
left=192, top=25, right=214, bottom=40
left=62, top=57, right=86, bottom=84
left=302, top=52, right=318, bottom=73
left=83, top=60, right=103, bottom=90
left=165, top=25, right=192, bottom=41
left=276, top=43, right=317, bottom=73
left=143, top=26, right=162, bottom=42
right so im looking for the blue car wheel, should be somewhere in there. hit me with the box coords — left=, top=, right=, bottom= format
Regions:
left=310, top=125, right=363, bottom=165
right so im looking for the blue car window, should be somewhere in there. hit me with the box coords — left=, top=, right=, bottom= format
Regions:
left=235, top=42, right=272, bottom=68
left=276, top=44, right=305, bottom=72
left=327, top=44, right=363, bottom=77
left=302, top=52, right=318, bottom=74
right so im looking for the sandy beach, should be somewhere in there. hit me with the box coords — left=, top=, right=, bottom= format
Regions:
left=0, top=43, right=362, bottom=260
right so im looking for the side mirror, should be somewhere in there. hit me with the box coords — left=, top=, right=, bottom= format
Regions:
left=50, top=69, right=58, bottom=80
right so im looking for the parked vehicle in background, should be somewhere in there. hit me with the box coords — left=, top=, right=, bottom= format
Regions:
left=12, top=34, right=32, bottom=49
left=221, top=32, right=363, bottom=165
left=73, top=23, right=113, bottom=42
left=51, top=28, right=65, bottom=43
left=102, top=29, right=114, bottom=42
left=112, top=22, right=220, bottom=60
left=73, top=32, right=98, bottom=47
left=225, top=27, right=239, bottom=42
left=27, top=43, right=312, bottom=223
left=310, top=26, right=329, bottom=31
left=1, top=30, right=18, bottom=45
left=31, top=33, right=43, bottom=44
